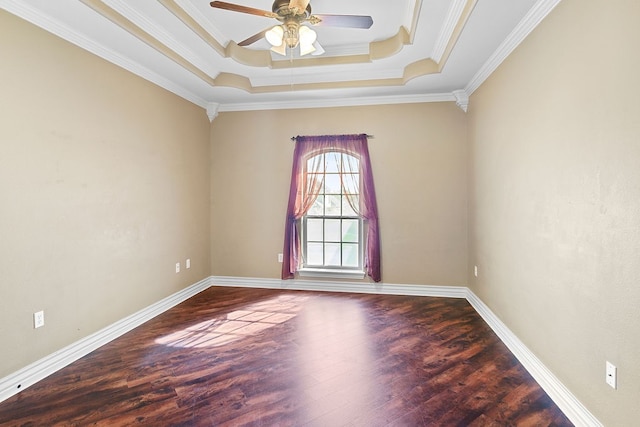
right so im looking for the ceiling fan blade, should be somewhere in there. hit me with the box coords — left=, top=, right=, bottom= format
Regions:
left=210, top=1, right=277, bottom=19
left=310, top=14, right=373, bottom=29
left=238, top=28, right=270, bottom=47
left=288, top=0, right=310, bottom=14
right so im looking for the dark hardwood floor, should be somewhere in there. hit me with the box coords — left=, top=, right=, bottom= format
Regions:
left=0, top=286, right=572, bottom=426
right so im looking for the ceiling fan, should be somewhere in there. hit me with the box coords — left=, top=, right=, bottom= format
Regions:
left=210, top=0, right=373, bottom=57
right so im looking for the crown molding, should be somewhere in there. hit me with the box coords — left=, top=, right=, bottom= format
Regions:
left=206, top=102, right=220, bottom=122
left=431, top=0, right=467, bottom=63
left=250, top=68, right=403, bottom=87
left=465, top=0, right=563, bottom=95
left=99, top=0, right=218, bottom=77
left=0, top=0, right=456, bottom=114
left=315, top=43, right=370, bottom=58
left=403, top=0, right=423, bottom=42
left=0, top=0, right=209, bottom=109
left=218, top=92, right=456, bottom=112
left=173, top=0, right=228, bottom=45
left=453, top=89, right=469, bottom=112
left=79, top=0, right=217, bottom=88
left=2, top=0, right=558, bottom=116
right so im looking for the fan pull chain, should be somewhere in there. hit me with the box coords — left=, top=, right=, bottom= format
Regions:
left=290, top=48, right=294, bottom=91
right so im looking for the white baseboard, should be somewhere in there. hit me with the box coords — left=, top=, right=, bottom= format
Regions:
left=465, top=290, right=602, bottom=427
left=0, top=277, right=211, bottom=403
left=210, top=275, right=469, bottom=298
left=1, top=275, right=601, bottom=427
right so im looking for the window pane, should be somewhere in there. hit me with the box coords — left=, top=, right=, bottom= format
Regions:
left=307, top=218, right=323, bottom=241
left=342, top=154, right=359, bottom=173
left=325, top=152, right=340, bottom=173
left=307, top=243, right=323, bottom=265
left=325, top=174, right=341, bottom=194
left=325, top=219, right=341, bottom=242
left=342, top=219, right=359, bottom=243
left=325, top=195, right=341, bottom=216
left=342, top=243, right=359, bottom=267
left=307, top=154, right=324, bottom=173
left=342, top=195, right=358, bottom=217
left=325, top=243, right=341, bottom=266
left=342, top=173, right=359, bottom=194
left=308, top=195, right=324, bottom=216
left=306, top=173, right=324, bottom=195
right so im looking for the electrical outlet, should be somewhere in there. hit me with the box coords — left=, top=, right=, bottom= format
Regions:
left=606, top=361, right=617, bottom=389
left=186, top=258, right=191, bottom=269
left=278, top=253, right=283, bottom=263
left=175, top=262, right=180, bottom=273
left=34, top=311, right=45, bottom=328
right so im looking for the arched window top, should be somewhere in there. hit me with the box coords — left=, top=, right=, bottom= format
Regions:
left=305, top=150, right=359, bottom=174
left=303, top=145, right=363, bottom=162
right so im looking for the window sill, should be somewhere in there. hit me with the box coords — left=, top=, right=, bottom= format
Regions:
left=298, top=268, right=366, bottom=280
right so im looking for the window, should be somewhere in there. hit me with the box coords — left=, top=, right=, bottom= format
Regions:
left=301, top=151, right=363, bottom=271
left=282, top=134, right=380, bottom=282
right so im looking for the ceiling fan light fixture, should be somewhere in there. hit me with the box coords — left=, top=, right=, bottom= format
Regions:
left=210, top=0, right=374, bottom=58
left=270, top=42, right=287, bottom=56
left=300, top=41, right=316, bottom=56
left=283, top=22, right=299, bottom=48
left=298, top=25, right=316, bottom=45
left=265, top=25, right=284, bottom=46
left=298, top=25, right=316, bottom=56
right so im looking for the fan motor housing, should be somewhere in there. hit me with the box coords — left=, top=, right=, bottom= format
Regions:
left=272, top=0, right=311, bottom=18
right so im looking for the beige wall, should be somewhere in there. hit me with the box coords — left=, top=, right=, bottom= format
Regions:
left=468, top=0, right=640, bottom=424
left=7, top=0, right=636, bottom=423
left=0, top=11, right=211, bottom=377
left=210, top=103, right=468, bottom=285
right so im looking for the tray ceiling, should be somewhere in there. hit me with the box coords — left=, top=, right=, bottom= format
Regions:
left=0, top=0, right=561, bottom=115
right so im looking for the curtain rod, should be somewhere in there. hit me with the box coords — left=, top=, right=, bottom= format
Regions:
left=290, top=134, right=374, bottom=142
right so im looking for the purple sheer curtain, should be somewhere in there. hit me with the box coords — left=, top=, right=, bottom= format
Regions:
left=282, top=134, right=381, bottom=282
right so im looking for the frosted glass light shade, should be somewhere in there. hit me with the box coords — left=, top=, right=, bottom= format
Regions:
left=298, top=25, right=317, bottom=45
left=270, top=42, right=286, bottom=56
left=300, top=41, right=316, bottom=56
left=265, top=25, right=284, bottom=46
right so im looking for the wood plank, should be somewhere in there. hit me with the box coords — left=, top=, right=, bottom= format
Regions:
left=0, top=287, right=573, bottom=426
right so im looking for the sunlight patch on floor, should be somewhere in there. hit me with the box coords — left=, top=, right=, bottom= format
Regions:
left=155, top=294, right=308, bottom=348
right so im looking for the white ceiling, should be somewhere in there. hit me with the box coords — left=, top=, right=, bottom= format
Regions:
left=0, top=0, right=561, bottom=116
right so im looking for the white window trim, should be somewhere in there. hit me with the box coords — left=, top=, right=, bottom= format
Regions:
left=297, top=268, right=366, bottom=280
